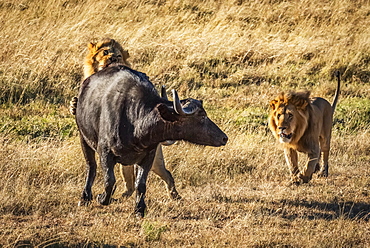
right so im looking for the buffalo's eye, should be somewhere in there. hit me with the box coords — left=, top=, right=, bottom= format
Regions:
left=103, top=50, right=109, bottom=56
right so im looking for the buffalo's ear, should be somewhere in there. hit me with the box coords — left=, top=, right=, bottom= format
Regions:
left=157, top=103, right=178, bottom=122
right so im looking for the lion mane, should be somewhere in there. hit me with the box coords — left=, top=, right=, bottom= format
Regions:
left=269, top=91, right=311, bottom=147
left=83, top=38, right=130, bottom=79
left=268, top=73, right=340, bottom=184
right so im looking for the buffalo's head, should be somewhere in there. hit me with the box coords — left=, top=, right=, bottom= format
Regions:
left=157, top=89, right=228, bottom=147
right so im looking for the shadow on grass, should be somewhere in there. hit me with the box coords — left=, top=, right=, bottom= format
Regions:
left=279, top=199, right=370, bottom=221
left=207, top=195, right=369, bottom=222
left=15, top=240, right=136, bottom=248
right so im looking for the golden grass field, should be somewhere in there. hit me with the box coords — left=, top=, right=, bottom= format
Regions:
left=0, top=0, right=370, bottom=247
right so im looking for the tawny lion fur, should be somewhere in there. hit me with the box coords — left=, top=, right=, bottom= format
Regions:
left=268, top=73, right=340, bottom=184
left=83, top=38, right=130, bottom=80
left=71, top=39, right=180, bottom=200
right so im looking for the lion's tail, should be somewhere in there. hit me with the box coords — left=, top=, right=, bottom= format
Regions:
left=331, top=71, right=341, bottom=111
left=69, top=97, right=78, bottom=115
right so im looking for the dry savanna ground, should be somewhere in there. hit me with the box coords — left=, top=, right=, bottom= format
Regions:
left=0, top=0, right=370, bottom=247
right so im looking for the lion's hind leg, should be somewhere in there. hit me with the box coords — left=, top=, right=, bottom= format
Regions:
left=317, top=149, right=329, bottom=178
left=317, top=137, right=330, bottom=178
left=313, top=151, right=321, bottom=174
left=121, top=164, right=135, bottom=198
left=151, top=145, right=181, bottom=200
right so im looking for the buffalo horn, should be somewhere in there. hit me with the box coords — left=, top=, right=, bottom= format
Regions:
left=161, top=140, right=176, bottom=146
left=172, top=89, right=197, bottom=115
left=161, top=85, right=168, bottom=100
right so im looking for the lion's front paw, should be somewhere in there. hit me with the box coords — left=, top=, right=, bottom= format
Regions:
left=287, top=175, right=303, bottom=186
left=317, top=170, right=328, bottom=178
left=314, top=163, right=320, bottom=173
left=121, top=189, right=134, bottom=198
left=286, top=180, right=301, bottom=186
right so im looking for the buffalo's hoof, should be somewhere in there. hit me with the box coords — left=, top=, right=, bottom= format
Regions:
left=135, top=209, right=146, bottom=218
left=135, top=203, right=147, bottom=218
left=97, top=194, right=109, bottom=205
left=78, top=199, right=91, bottom=207
left=170, top=191, right=182, bottom=200
left=96, top=194, right=117, bottom=205
left=136, top=211, right=145, bottom=218
left=80, top=191, right=92, bottom=206
left=287, top=174, right=303, bottom=186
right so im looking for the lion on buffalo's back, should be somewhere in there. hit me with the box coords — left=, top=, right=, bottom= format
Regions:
left=69, top=38, right=130, bottom=115
left=268, top=73, right=340, bottom=184
left=83, top=38, right=130, bottom=79
left=71, top=38, right=181, bottom=201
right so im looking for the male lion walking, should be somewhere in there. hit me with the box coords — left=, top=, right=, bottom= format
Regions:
left=268, top=72, right=340, bottom=184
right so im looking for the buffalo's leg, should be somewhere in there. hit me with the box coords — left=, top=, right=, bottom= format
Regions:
left=151, top=145, right=181, bottom=200
left=135, top=150, right=155, bottom=217
left=121, top=165, right=135, bottom=198
left=120, top=145, right=180, bottom=200
left=97, top=149, right=116, bottom=205
left=79, top=136, right=97, bottom=205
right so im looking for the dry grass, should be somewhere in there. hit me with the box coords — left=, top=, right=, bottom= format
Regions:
left=0, top=0, right=370, bottom=247
left=1, top=134, right=369, bottom=247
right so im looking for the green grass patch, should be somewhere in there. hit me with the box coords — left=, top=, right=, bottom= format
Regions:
left=334, top=97, right=370, bottom=133
left=0, top=101, right=77, bottom=141
left=141, top=221, right=169, bottom=242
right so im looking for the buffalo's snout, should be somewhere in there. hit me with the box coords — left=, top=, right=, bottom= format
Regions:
left=222, top=135, right=228, bottom=145
left=203, top=119, right=228, bottom=147
left=218, top=134, right=228, bottom=146
left=212, top=132, right=228, bottom=147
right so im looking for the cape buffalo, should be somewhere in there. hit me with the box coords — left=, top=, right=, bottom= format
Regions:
left=76, top=65, right=228, bottom=217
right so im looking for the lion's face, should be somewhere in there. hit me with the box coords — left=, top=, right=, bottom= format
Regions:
left=84, top=38, right=130, bottom=79
left=269, top=104, right=299, bottom=143
left=268, top=91, right=310, bottom=144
